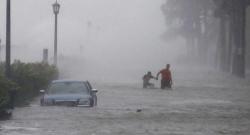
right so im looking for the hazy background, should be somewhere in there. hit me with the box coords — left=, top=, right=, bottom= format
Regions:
left=0, top=0, right=190, bottom=82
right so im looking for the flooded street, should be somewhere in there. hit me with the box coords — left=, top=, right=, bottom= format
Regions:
left=0, top=0, right=250, bottom=134
left=0, top=71, right=250, bottom=135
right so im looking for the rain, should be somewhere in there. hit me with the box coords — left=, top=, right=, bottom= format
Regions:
left=0, top=0, right=250, bottom=135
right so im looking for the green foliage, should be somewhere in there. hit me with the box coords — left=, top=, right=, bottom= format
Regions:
left=0, top=75, right=17, bottom=110
left=0, top=61, right=59, bottom=108
left=11, top=61, right=58, bottom=105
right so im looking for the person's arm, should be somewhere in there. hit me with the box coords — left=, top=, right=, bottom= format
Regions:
left=156, top=71, right=161, bottom=80
left=142, top=75, right=146, bottom=80
left=150, top=75, right=157, bottom=80
left=170, top=71, right=173, bottom=85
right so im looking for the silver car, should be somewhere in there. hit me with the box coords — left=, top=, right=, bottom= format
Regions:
left=40, top=80, right=98, bottom=107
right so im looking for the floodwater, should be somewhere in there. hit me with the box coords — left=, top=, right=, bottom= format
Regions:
left=0, top=71, right=250, bottom=135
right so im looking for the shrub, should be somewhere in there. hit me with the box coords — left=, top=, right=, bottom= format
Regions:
left=0, top=75, right=18, bottom=111
left=0, top=61, right=58, bottom=107
left=11, top=61, right=58, bottom=105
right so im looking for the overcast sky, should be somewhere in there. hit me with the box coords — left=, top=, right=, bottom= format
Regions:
left=0, top=0, right=186, bottom=80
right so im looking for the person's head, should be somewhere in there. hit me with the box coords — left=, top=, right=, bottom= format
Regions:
left=147, top=71, right=152, bottom=75
left=166, top=64, right=170, bottom=69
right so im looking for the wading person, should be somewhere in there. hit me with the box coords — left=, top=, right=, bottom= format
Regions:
left=156, top=64, right=173, bottom=89
left=142, top=71, right=156, bottom=88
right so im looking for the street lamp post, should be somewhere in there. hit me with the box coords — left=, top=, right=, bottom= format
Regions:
left=52, top=0, right=60, bottom=66
left=6, top=0, right=11, bottom=78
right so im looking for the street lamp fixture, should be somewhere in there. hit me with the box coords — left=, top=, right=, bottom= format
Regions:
left=52, top=0, right=60, bottom=66
left=53, top=1, right=60, bottom=14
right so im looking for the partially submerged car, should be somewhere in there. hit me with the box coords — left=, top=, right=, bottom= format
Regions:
left=40, top=80, right=98, bottom=107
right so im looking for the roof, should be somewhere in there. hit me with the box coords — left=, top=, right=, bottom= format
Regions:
left=52, top=80, right=86, bottom=83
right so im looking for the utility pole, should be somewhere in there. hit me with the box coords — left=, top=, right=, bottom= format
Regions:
left=0, top=39, right=1, bottom=62
left=6, top=0, right=11, bottom=78
left=43, top=49, right=49, bottom=63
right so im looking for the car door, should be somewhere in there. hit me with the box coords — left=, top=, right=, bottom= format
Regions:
left=86, top=81, right=97, bottom=106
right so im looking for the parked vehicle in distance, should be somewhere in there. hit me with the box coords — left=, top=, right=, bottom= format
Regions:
left=40, top=80, right=98, bottom=107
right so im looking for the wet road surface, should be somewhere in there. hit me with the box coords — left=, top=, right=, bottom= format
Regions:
left=0, top=72, right=250, bottom=135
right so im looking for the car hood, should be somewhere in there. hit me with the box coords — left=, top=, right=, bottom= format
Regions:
left=44, top=94, right=91, bottom=101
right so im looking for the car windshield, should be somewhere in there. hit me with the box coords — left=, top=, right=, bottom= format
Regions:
left=48, top=82, right=89, bottom=94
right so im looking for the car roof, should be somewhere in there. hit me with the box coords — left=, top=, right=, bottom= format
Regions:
left=52, top=80, right=87, bottom=83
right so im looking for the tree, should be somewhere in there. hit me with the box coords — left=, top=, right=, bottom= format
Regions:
left=214, top=0, right=249, bottom=77
left=161, top=0, right=215, bottom=63
left=162, top=0, right=249, bottom=78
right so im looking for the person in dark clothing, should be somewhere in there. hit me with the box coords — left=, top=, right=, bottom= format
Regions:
left=142, top=71, right=156, bottom=88
left=156, top=64, right=173, bottom=89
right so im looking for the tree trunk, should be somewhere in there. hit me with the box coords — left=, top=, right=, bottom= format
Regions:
left=232, top=0, right=246, bottom=78
left=224, top=18, right=232, bottom=72
left=218, top=17, right=227, bottom=71
left=196, top=19, right=206, bottom=64
left=226, top=19, right=233, bottom=72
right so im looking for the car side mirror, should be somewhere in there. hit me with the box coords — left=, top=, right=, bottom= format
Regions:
left=92, top=89, right=98, bottom=93
left=40, top=90, right=45, bottom=93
